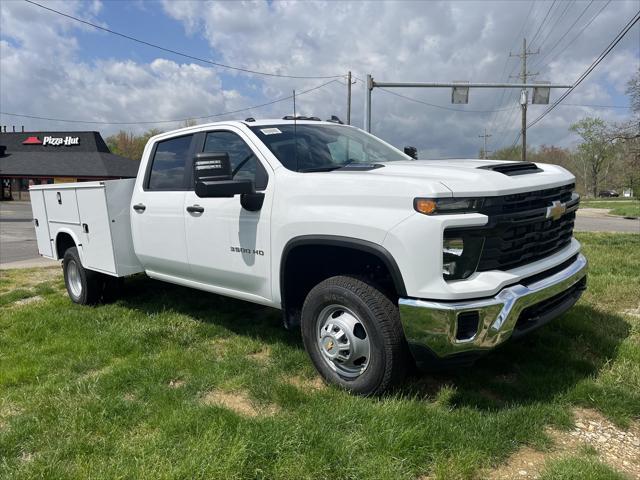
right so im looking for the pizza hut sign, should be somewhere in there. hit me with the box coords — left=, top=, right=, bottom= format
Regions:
left=43, top=136, right=80, bottom=146
left=22, top=136, right=80, bottom=146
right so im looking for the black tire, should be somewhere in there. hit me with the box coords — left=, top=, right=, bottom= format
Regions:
left=62, top=247, right=101, bottom=305
left=301, top=275, right=408, bottom=395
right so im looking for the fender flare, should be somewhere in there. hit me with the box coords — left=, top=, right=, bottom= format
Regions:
left=279, top=235, right=408, bottom=304
left=53, top=228, right=83, bottom=263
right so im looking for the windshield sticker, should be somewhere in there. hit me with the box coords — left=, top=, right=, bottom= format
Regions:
left=260, top=128, right=282, bottom=135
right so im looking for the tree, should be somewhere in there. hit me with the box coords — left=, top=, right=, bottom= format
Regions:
left=489, top=145, right=521, bottom=161
left=569, top=117, right=615, bottom=197
left=106, top=128, right=163, bottom=161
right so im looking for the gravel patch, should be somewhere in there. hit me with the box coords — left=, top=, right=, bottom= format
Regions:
left=485, top=408, right=639, bottom=479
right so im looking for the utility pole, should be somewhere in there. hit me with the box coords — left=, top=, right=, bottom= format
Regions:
left=346, top=71, right=352, bottom=125
left=510, top=38, right=538, bottom=162
left=479, top=128, right=492, bottom=159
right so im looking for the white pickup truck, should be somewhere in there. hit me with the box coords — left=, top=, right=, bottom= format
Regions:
left=30, top=117, right=587, bottom=395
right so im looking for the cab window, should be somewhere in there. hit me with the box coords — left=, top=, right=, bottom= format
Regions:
left=147, top=135, right=193, bottom=190
left=203, top=131, right=268, bottom=190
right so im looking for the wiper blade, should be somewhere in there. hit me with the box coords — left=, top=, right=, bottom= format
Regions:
left=298, top=166, right=344, bottom=172
left=298, top=163, right=385, bottom=173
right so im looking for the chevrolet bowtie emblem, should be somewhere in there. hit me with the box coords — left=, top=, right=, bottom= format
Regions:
left=546, top=200, right=567, bottom=221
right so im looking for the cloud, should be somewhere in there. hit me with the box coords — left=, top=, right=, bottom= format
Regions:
left=1, top=0, right=637, bottom=157
left=0, top=0, right=246, bottom=133
left=161, top=0, right=639, bottom=155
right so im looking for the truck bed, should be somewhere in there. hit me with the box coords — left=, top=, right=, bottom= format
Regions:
left=29, top=179, right=143, bottom=277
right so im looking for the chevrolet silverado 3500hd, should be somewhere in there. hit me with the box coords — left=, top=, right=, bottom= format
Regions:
left=30, top=118, right=587, bottom=395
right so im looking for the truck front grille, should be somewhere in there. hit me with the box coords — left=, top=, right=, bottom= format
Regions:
left=475, top=183, right=578, bottom=272
left=476, top=211, right=575, bottom=271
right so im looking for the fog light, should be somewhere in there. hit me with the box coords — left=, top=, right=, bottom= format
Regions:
left=443, top=260, right=457, bottom=276
left=442, top=233, right=484, bottom=281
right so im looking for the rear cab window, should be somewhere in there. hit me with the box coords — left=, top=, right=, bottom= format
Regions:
left=146, top=135, right=194, bottom=190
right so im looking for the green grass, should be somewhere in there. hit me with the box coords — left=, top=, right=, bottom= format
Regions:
left=580, top=199, right=640, bottom=218
left=539, top=456, right=627, bottom=480
left=1, top=233, right=639, bottom=479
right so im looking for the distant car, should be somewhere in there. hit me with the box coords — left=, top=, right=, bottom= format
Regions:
left=598, top=190, right=619, bottom=197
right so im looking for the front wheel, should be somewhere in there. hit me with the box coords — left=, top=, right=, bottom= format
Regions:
left=301, top=276, right=408, bottom=395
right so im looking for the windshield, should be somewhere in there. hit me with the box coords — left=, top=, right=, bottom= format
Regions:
left=249, top=124, right=408, bottom=172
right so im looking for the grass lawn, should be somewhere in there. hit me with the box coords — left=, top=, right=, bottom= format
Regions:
left=580, top=199, right=640, bottom=218
left=1, top=233, right=639, bottom=479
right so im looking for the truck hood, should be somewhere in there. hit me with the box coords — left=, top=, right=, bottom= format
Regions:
left=362, top=159, right=575, bottom=196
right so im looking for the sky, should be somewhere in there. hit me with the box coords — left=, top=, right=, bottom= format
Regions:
left=0, top=0, right=638, bottom=159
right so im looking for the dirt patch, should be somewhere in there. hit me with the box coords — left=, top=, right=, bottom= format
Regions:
left=209, top=337, right=233, bottom=356
left=485, top=408, right=640, bottom=479
left=621, top=306, right=640, bottom=319
left=13, top=295, right=43, bottom=307
left=200, top=389, right=279, bottom=417
left=16, top=268, right=61, bottom=290
left=0, top=403, right=23, bottom=430
left=19, top=451, right=35, bottom=463
left=247, top=347, right=271, bottom=364
left=123, top=393, right=136, bottom=402
left=168, top=379, right=186, bottom=389
left=286, top=375, right=327, bottom=392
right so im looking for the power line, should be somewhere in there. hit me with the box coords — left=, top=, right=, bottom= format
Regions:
left=532, top=0, right=598, bottom=70
left=532, top=0, right=576, bottom=53
left=528, top=0, right=557, bottom=49
left=492, top=1, right=544, bottom=147
left=376, top=87, right=518, bottom=113
left=559, top=103, right=631, bottom=109
left=0, top=79, right=341, bottom=125
left=23, top=0, right=345, bottom=80
left=527, top=10, right=640, bottom=130
left=488, top=1, right=536, bottom=133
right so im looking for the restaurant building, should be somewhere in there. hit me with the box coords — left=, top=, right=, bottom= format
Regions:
left=0, top=131, right=139, bottom=200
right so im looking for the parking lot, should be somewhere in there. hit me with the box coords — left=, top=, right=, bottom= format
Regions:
left=0, top=201, right=41, bottom=265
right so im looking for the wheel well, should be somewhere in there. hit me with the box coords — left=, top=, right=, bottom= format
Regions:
left=280, top=240, right=405, bottom=328
left=55, top=232, right=76, bottom=259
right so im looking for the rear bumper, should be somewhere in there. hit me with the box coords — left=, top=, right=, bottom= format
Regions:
left=398, top=253, right=587, bottom=364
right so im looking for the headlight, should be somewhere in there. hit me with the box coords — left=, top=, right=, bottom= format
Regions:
left=442, top=233, right=484, bottom=281
left=414, top=197, right=484, bottom=215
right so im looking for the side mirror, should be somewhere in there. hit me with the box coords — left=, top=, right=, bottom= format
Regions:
left=194, top=152, right=255, bottom=198
left=404, top=146, right=418, bottom=159
left=194, top=152, right=232, bottom=182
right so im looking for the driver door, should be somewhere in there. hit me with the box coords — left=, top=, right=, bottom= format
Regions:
left=183, top=128, right=273, bottom=302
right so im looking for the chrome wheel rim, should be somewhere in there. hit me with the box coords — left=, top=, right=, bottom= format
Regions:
left=67, top=259, right=82, bottom=298
left=316, top=305, right=370, bottom=379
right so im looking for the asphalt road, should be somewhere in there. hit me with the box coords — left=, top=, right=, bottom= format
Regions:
left=575, top=208, right=640, bottom=234
left=0, top=201, right=638, bottom=266
left=0, top=201, right=41, bottom=265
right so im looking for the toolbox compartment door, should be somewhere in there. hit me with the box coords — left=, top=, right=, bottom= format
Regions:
left=29, top=190, right=54, bottom=258
left=76, top=187, right=116, bottom=274
left=44, top=189, right=80, bottom=224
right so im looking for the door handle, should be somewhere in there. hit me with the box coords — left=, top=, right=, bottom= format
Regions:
left=133, top=203, right=146, bottom=212
left=186, top=205, right=205, bottom=214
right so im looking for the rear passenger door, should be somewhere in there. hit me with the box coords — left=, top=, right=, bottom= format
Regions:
left=183, top=127, right=273, bottom=302
left=130, top=134, right=194, bottom=279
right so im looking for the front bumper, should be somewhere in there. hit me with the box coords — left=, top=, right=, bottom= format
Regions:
left=399, top=253, right=587, bottom=364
